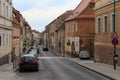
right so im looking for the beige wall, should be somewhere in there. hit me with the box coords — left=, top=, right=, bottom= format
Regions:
left=0, top=29, right=12, bottom=58
left=94, top=0, right=120, bottom=65
left=0, top=0, right=12, bottom=64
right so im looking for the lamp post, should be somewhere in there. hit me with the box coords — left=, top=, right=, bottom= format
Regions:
left=113, top=0, right=117, bottom=70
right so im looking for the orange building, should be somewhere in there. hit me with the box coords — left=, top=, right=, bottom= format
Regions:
left=65, top=0, right=95, bottom=57
left=12, top=7, right=21, bottom=59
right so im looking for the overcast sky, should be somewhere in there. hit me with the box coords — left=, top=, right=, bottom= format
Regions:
left=13, top=0, right=82, bottom=32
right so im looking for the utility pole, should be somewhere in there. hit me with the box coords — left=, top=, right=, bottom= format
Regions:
left=113, top=0, right=118, bottom=70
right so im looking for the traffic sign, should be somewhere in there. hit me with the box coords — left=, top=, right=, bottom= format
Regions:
left=111, top=32, right=119, bottom=39
left=112, top=38, right=118, bottom=45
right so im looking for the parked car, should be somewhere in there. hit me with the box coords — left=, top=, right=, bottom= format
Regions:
left=79, top=50, right=90, bottom=59
left=38, top=42, right=41, bottom=45
left=29, top=51, right=38, bottom=58
left=19, top=54, right=39, bottom=72
left=43, top=46, right=48, bottom=51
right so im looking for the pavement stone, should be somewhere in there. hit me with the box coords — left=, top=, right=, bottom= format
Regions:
left=69, top=58, right=120, bottom=80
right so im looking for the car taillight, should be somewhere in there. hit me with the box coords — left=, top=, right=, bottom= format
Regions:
left=32, top=61, right=38, bottom=64
left=19, top=61, right=24, bottom=65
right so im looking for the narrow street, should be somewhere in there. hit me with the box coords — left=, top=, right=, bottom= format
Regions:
left=0, top=45, right=111, bottom=80
left=0, top=0, right=120, bottom=80
left=2, top=45, right=109, bottom=80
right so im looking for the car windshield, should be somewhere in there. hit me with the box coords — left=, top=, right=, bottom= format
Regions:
left=80, top=51, right=89, bottom=54
left=21, top=56, right=35, bottom=62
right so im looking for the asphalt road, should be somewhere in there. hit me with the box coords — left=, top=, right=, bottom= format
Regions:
left=9, top=45, right=111, bottom=80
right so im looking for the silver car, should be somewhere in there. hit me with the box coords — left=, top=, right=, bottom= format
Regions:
left=79, top=50, right=90, bottom=59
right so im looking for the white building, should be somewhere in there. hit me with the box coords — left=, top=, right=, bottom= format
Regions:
left=0, top=0, right=13, bottom=65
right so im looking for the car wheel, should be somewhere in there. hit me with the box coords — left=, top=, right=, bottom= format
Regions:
left=35, top=68, right=39, bottom=72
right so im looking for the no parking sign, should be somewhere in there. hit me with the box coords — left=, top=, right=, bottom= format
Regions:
left=112, top=38, right=118, bottom=45
left=111, top=32, right=119, bottom=45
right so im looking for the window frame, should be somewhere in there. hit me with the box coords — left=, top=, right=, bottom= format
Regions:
left=103, top=15, right=108, bottom=33
left=96, top=16, right=101, bottom=33
left=0, top=33, right=1, bottom=47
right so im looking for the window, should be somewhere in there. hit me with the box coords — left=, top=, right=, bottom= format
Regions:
left=75, top=23, right=77, bottom=31
left=6, top=34, right=8, bottom=46
left=97, top=17, right=101, bottom=33
left=0, top=1, right=2, bottom=15
left=0, top=34, right=1, bottom=46
left=3, top=33, right=5, bottom=47
left=6, top=6, right=9, bottom=18
left=3, top=3, right=5, bottom=17
left=111, top=13, right=115, bottom=32
left=103, top=15, right=108, bottom=32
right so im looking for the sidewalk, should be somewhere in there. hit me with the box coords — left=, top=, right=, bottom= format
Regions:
left=0, top=62, right=18, bottom=80
left=69, top=58, right=120, bottom=80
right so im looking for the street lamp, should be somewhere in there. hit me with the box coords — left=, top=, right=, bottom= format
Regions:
left=113, top=0, right=118, bottom=70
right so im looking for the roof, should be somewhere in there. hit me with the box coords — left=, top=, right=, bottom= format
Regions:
left=66, top=0, right=95, bottom=21
left=76, top=15, right=95, bottom=19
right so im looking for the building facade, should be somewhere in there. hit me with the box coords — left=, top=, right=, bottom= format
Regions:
left=94, top=0, right=120, bottom=65
left=65, top=0, right=95, bottom=57
left=32, top=30, right=40, bottom=44
left=12, top=7, right=21, bottom=59
left=55, top=10, right=72, bottom=56
left=0, top=0, right=13, bottom=65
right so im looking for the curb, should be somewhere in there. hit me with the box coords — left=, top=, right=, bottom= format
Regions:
left=75, top=62, right=116, bottom=80
left=13, top=66, right=19, bottom=72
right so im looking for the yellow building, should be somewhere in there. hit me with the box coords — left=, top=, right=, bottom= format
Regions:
left=0, top=0, right=13, bottom=65
left=94, top=0, right=120, bottom=65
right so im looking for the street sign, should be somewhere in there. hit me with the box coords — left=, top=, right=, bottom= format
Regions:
left=67, top=39, right=70, bottom=46
left=67, top=41, right=70, bottom=46
left=111, top=32, right=119, bottom=39
left=112, top=38, right=118, bottom=45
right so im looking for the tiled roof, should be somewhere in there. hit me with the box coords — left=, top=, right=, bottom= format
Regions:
left=66, top=0, right=94, bottom=21
left=76, top=15, right=95, bottom=19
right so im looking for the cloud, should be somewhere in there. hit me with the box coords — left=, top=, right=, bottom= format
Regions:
left=13, top=0, right=82, bottom=32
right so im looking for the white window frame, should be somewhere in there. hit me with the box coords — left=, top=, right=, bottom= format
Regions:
left=3, top=33, right=5, bottom=47
left=96, top=16, right=101, bottom=33
left=8, top=33, right=10, bottom=46
left=75, top=22, right=77, bottom=32
left=0, top=33, right=1, bottom=47
left=6, top=33, right=9, bottom=46
left=111, top=12, right=115, bottom=32
left=103, top=15, right=108, bottom=33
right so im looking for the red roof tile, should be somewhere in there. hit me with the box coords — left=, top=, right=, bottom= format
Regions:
left=76, top=15, right=95, bottom=19
left=66, top=0, right=94, bottom=21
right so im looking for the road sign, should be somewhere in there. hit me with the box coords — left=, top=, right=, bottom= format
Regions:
left=111, top=32, right=119, bottom=39
left=67, top=39, right=70, bottom=46
left=112, top=38, right=118, bottom=45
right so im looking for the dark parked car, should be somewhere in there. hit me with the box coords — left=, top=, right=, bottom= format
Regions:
left=43, top=46, right=48, bottom=51
left=19, top=54, right=39, bottom=72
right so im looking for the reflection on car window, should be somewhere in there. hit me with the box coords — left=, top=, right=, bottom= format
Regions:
left=21, top=57, right=35, bottom=62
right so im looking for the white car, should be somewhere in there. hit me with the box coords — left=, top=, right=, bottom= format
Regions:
left=79, top=50, right=90, bottom=59
left=29, top=49, right=38, bottom=57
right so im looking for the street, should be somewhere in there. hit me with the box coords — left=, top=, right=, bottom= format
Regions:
left=0, top=45, right=111, bottom=80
